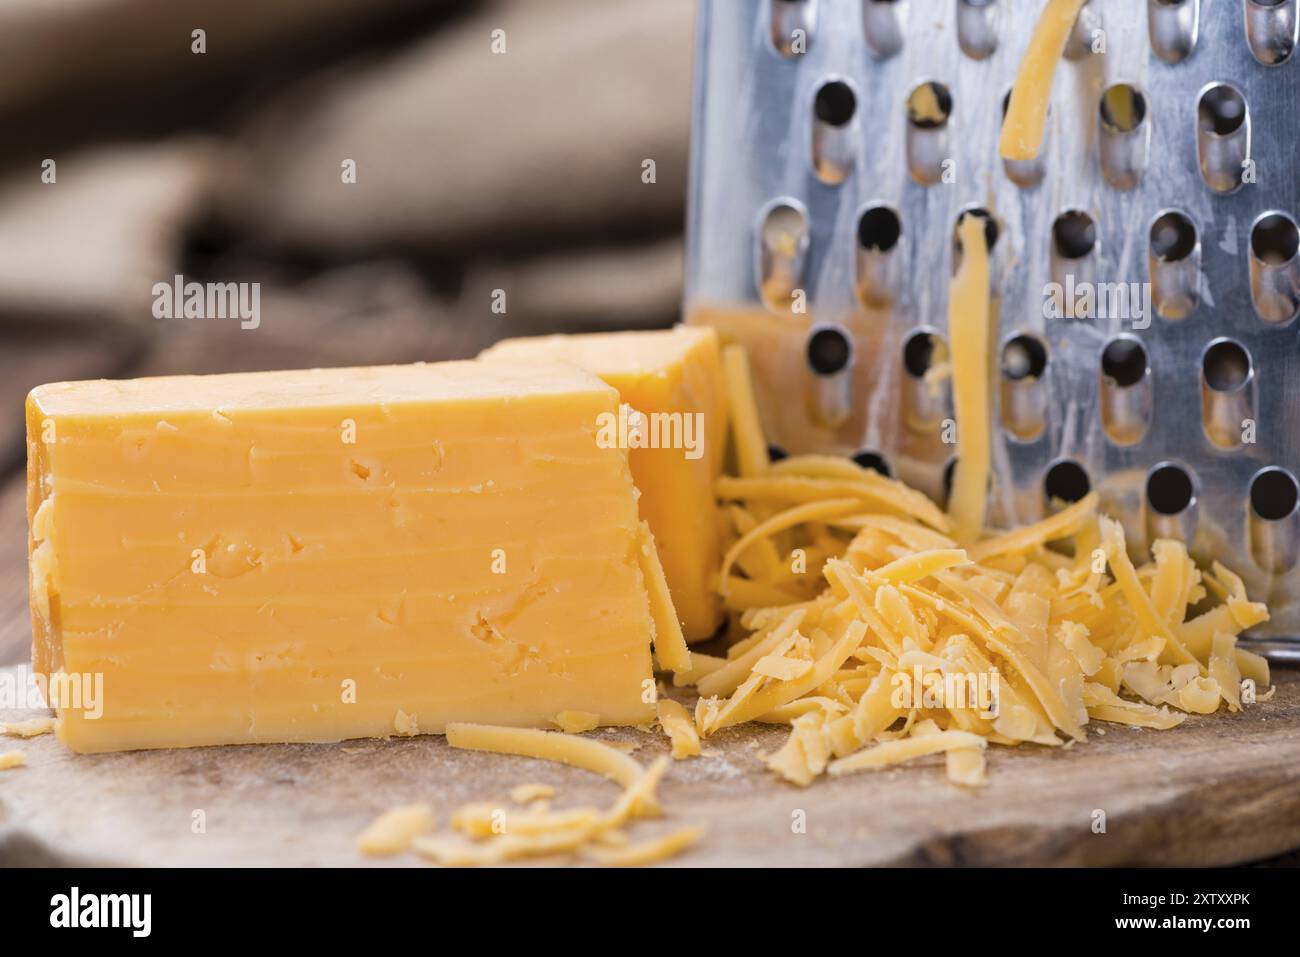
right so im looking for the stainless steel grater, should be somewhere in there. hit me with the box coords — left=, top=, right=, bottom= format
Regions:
left=684, top=0, right=1300, bottom=644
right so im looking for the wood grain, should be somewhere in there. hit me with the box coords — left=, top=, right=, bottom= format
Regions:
left=1, top=666, right=1297, bottom=867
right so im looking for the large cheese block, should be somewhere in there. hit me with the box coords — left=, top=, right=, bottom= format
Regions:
left=26, top=362, right=658, bottom=753
left=481, top=327, right=727, bottom=641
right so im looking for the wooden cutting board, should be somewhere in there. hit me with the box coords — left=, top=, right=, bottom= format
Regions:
left=2, top=664, right=1298, bottom=867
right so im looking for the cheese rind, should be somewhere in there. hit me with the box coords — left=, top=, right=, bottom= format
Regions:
left=482, top=327, right=727, bottom=642
left=27, top=362, right=657, bottom=752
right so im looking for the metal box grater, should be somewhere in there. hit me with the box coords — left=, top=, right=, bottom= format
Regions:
left=684, top=0, right=1300, bottom=647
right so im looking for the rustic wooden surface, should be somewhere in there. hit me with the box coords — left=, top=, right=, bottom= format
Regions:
left=2, top=662, right=1299, bottom=867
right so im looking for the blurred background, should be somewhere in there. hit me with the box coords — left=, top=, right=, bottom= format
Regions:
left=0, top=0, right=696, bottom=664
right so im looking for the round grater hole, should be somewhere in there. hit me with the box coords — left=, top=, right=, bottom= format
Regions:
left=1099, top=83, right=1147, bottom=133
left=851, top=450, right=892, bottom=478
left=769, top=0, right=817, bottom=59
left=954, top=208, right=999, bottom=254
left=1201, top=339, right=1252, bottom=393
left=1147, top=464, right=1196, bottom=516
left=858, top=204, right=902, bottom=252
left=1251, top=467, right=1299, bottom=522
left=902, top=329, right=948, bottom=379
left=1250, top=212, right=1299, bottom=264
left=1002, top=334, right=1047, bottom=382
left=1052, top=210, right=1097, bottom=260
left=767, top=443, right=790, bottom=463
left=907, top=81, right=952, bottom=129
left=806, top=326, right=852, bottom=376
left=1150, top=211, right=1197, bottom=262
left=1197, top=83, right=1247, bottom=135
left=815, top=79, right=857, bottom=127
left=1101, top=336, right=1148, bottom=388
left=1044, top=460, right=1091, bottom=505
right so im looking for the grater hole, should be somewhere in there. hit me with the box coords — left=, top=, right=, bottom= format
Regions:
left=1044, top=460, right=1091, bottom=505
left=957, top=0, right=999, bottom=60
left=852, top=450, right=892, bottom=478
left=1101, top=337, right=1148, bottom=388
left=1099, top=83, right=1147, bottom=133
left=1201, top=339, right=1252, bottom=392
left=1197, top=84, right=1247, bottom=136
left=1002, top=334, right=1047, bottom=382
left=1244, top=0, right=1298, bottom=66
left=954, top=208, right=999, bottom=255
left=902, top=330, right=949, bottom=379
left=863, top=0, right=906, bottom=59
left=767, top=443, right=790, bottom=464
left=942, top=458, right=957, bottom=503
left=806, top=326, right=853, bottom=376
left=1052, top=211, right=1097, bottom=259
left=1147, top=464, right=1195, bottom=516
left=858, top=205, right=902, bottom=252
left=907, top=81, right=952, bottom=130
left=815, top=80, right=857, bottom=127
left=1250, top=212, right=1299, bottom=265
left=1150, top=211, right=1197, bottom=262
left=761, top=201, right=808, bottom=255
left=1149, top=0, right=1200, bottom=65
left=1251, top=467, right=1299, bottom=521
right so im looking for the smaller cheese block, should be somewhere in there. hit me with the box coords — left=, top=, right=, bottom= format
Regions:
left=26, top=362, right=658, bottom=753
left=481, top=327, right=727, bottom=641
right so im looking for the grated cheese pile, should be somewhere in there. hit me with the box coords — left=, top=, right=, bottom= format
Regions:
left=683, top=346, right=1275, bottom=789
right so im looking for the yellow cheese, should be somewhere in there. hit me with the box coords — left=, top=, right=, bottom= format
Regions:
left=552, top=711, right=600, bottom=734
left=356, top=803, right=435, bottom=857
left=581, top=826, right=704, bottom=866
left=0, top=717, right=56, bottom=738
left=999, top=0, right=1087, bottom=160
left=948, top=213, right=992, bottom=544
left=27, top=362, right=658, bottom=752
left=509, top=783, right=556, bottom=804
left=656, top=698, right=701, bottom=759
left=0, top=750, right=26, bottom=770
left=482, top=327, right=727, bottom=642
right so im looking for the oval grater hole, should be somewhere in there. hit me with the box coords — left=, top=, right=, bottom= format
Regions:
left=851, top=450, right=892, bottom=478
left=907, top=81, right=952, bottom=129
left=1099, top=83, right=1147, bottom=133
left=757, top=199, right=809, bottom=310
left=954, top=207, right=999, bottom=255
left=902, top=329, right=949, bottom=379
left=1000, top=88, right=1047, bottom=187
left=1244, top=0, right=1298, bottom=66
left=1251, top=467, right=1299, bottom=521
left=815, top=79, right=857, bottom=127
left=1149, top=0, right=1200, bottom=64
left=1002, top=334, right=1047, bottom=382
left=957, top=0, right=999, bottom=60
left=1052, top=210, right=1097, bottom=260
left=1147, top=464, right=1196, bottom=516
left=767, top=443, right=790, bottom=463
left=1101, top=337, right=1148, bottom=388
left=769, top=0, right=817, bottom=59
left=1150, top=211, right=1197, bottom=262
left=1201, top=339, right=1252, bottom=393
left=1197, top=83, right=1247, bottom=136
left=1044, top=460, right=1091, bottom=505
left=863, top=0, right=906, bottom=59
left=806, top=325, right=853, bottom=376
left=1250, top=211, right=1299, bottom=264
left=858, top=204, right=902, bottom=252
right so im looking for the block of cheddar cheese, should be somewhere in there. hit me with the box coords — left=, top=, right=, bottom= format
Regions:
left=26, top=362, right=659, bottom=752
left=481, top=326, right=727, bottom=641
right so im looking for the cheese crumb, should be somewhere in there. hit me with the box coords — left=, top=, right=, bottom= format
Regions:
left=0, top=750, right=27, bottom=770
left=393, top=710, right=419, bottom=736
left=0, top=717, right=56, bottom=738
left=509, top=783, right=556, bottom=804
left=356, top=803, right=435, bottom=856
